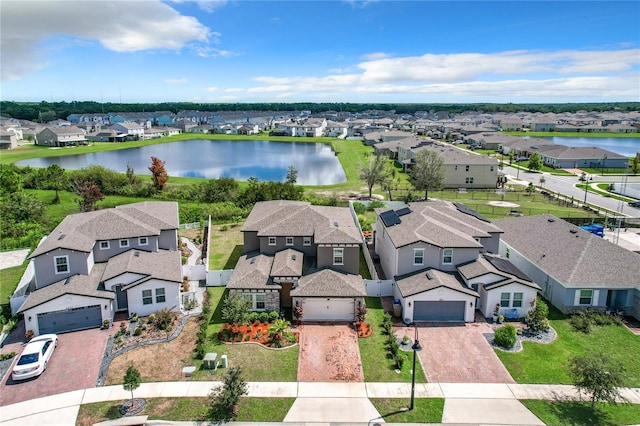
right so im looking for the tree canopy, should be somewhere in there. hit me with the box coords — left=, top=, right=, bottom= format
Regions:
left=569, top=352, right=627, bottom=406
left=410, top=149, right=445, bottom=200
left=358, top=153, right=389, bottom=198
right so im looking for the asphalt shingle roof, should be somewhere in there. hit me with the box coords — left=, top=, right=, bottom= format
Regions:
left=291, top=268, right=366, bottom=297
left=395, top=268, right=479, bottom=298
left=457, top=254, right=540, bottom=291
left=494, top=215, right=640, bottom=288
left=226, top=254, right=278, bottom=290
left=105, top=249, right=182, bottom=286
left=271, top=249, right=303, bottom=277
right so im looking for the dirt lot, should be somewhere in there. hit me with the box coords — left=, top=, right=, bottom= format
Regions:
left=105, top=317, right=200, bottom=384
left=297, top=324, right=363, bottom=382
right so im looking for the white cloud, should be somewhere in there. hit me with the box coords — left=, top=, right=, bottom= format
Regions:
left=224, top=88, right=244, bottom=93
left=361, top=52, right=391, bottom=61
left=171, top=0, right=228, bottom=13
left=194, top=46, right=240, bottom=58
left=164, top=78, right=188, bottom=84
left=204, top=86, right=219, bottom=92
left=1, top=0, right=211, bottom=81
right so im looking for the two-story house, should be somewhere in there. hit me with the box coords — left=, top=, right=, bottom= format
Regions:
left=14, top=202, right=182, bottom=336
left=374, top=201, right=539, bottom=323
left=35, top=126, right=87, bottom=147
left=227, top=200, right=366, bottom=321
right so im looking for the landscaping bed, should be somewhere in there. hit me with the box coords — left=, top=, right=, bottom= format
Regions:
left=218, top=321, right=299, bottom=348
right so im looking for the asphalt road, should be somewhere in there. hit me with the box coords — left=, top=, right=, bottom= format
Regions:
left=502, top=165, right=640, bottom=219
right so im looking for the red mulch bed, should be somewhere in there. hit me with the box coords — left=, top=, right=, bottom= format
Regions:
left=354, top=321, right=373, bottom=338
left=218, top=322, right=298, bottom=348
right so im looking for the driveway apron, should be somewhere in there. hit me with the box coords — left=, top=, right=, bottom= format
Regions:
left=1, top=328, right=109, bottom=406
left=297, top=324, right=364, bottom=382
left=411, top=323, right=515, bottom=383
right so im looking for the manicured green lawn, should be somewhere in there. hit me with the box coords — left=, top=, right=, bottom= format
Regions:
left=207, top=222, right=245, bottom=270
left=521, top=400, right=640, bottom=426
left=76, top=397, right=294, bottom=425
left=195, top=287, right=299, bottom=382
left=359, top=297, right=427, bottom=383
left=495, top=308, right=640, bottom=386
left=370, top=398, right=444, bottom=423
left=0, top=261, right=28, bottom=305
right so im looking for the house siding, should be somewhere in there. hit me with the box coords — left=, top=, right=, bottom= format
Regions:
left=33, top=248, right=91, bottom=289
left=125, top=279, right=180, bottom=317
left=480, top=282, right=539, bottom=319
left=104, top=272, right=146, bottom=291
left=93, top=236, right=159, bottom=263
left=243, top=231, right=260, bottom=253
left=159, top=229, right=178, bottom=250
left=230, top=289, right=280, bottom=312
left=259, top=236, right=316, bottom=257
left=317, top=246, right=360, bottom=275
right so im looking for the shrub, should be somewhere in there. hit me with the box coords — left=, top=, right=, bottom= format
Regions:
left=525, top=298, right=550, bottom=333
left=570, top=310, right=592, bottom=333
left=389, top=338, right=400, bottom=356
left=133, top=327, right=142, bottom=336
left=268, top=311, right=280, bottom=323
left=366, top=200, right=385, bottom=211
left=259, top=312, right=270, bottom=323
left=0, top=352, right=15, bottom=361
left=494, top=324, right=517, bottom=348
left=394, top=354, right=404, bottom=370
left=352, top=202, right=366, bottom=214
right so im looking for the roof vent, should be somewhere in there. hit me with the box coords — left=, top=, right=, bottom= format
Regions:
left=570, top=229, right=578, bottom=234
left=548, top=218, right=555, bottom=223
left=334, top=221, right=339, bottom=228
left=250, top=258, right=256, bottom=264
left=425, top=270, right=434, bottom=280
left=58, top=234, right=66, bottom=240
left=134, top=251, right=140, bottom=257
left=291, top=255, right=296, bottom=261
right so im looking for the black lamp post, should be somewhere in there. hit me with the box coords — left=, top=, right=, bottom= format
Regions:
left=583, top=175, right=589, bottom=206
left=410, top=326, right=423, bottom=410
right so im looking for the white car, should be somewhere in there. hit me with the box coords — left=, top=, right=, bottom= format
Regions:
left=11, top=334, right=58, bottom=381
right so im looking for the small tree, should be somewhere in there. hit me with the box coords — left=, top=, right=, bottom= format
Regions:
left=630, top=156, right=639, bottom=175
left=126, top=162, right=137, bottom=185
left=358, top=153, right=389, bottom=198
left=525, top=181, right=536, bottom=195
left=569, top=352, right=627, bottom=407
left=221, top=292, right=252, bottom=325
left=123, top=364, right=141, bottom=410
left=285, top=164, right=298, bottom=184
left=525, top=298, right=550, bottom=334
left=71, top=179, right=104, bottom=212
left=293, top=301, right=304, bottom=326
left=148, top=156, right=169, bottom=191
left=208, top=366, right=248, bottom=421
left=410, top=149, right=445, bottom=200
left=528, top=152, right=542, bottom=171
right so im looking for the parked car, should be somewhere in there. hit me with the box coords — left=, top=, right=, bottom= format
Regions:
left=629, top=201, right=640, bottom=208
left=11, top=334, right=58, bottom=381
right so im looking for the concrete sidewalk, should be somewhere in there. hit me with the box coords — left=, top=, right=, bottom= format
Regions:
left=2, top=381, right=639, bottom=425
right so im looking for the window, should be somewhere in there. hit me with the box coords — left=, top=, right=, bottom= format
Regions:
left=244, top=293, right=266, bottom=310
left=465, top=177, right=474, bottom=184
left=413, top=248, right=424, bottom=265
left=54, top=256, right=69, bottom=274
left=490, top=165, right=495, bottom=172
left=500, top=292, right=510, bottom=307
left=285, top=236, right=294, bottom=246
left=442, top=248, right=453, bottom=264
left=454, top=165, right=458, bottom=171
left=513, top=292, right=523, bottom=307
left=579, top=289, right=593, bottom=305
left=333, top=248, right=344, bottom=265
left=465, top=165, right=470, bottom=172
left=142, top=289, right=153, bottom=305
left=303, top=236, right=312, bottom=246
left=138, top=237, right=148, bottom=246
left=155, top=288, right=166, bottom=303
left=268, top=237, right=276, bottom=246
left=119, top=239, right=129, bottom=248
left=99, top=241, right=110, bottom=250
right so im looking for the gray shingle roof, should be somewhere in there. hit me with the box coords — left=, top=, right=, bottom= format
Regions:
left=376, top=201, right=501, bottom=249
left=457, top=254, right=540, bottom=291
left=226, top=254, right=278, bottom=290
left=291, top=268, right=366, bottom=297
left=17, top=264, right=114, bottom=313
left=395, top=268, right=478, bottom=298
left=105, top=249, right=182, bottom=287
left=494, top=215, right=640, bottom=288
left=242, top=201, right=362, bottom=244
left=271, top=249, right=303, bottom=277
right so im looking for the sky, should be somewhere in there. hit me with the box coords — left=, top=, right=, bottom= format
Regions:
left=1, top=0, right=639, bottom=104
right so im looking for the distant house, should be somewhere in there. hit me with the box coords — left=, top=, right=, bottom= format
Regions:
left=36, top=126, right=87, bottom=147
left=537, top=146, right=629, bottom=169
left=13, top=202, right=182, bottom=336
left=227, top=200, right=365, bottom=321
left=109, top=122, right=144, bottom=140
left=86, top=130, right=128, bottom=142
left=190, top=124, right=212, bottom=134
left=0, top=129, right=18, bottom=149
left=494, top=215, right=640, bottom=320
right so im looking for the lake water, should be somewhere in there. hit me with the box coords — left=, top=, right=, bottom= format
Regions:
left=16, top=140, right=347, bottom=185
left=530, top=137, right=640, bottom=157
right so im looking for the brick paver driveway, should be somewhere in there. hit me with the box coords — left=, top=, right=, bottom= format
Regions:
left=297, top=324, right=364, bottom=382
left=1, top=328, right=110, bottom=406
left=403, top=322, right=515, bottom=383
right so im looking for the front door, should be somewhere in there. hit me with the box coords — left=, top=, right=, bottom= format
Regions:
left=115, top=285, right=128, bottom=311
left=281, top=282, right=293, bottom=308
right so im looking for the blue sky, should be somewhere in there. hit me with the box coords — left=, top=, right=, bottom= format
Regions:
left=1, top=0, right=639, bottom=104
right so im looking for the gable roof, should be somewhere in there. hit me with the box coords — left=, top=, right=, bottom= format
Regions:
left=376, top=201, right=502, bottom=249
left=271, top=249, right=303, bottom=277
left=17, top=264, right=114, bottom=313
left=395, top=268, right=479, bottom=298
left=226, top=253, right=278, bottom=290
left=291, top=268, right=365, bottom=297
left=104, top=249, right=182, bottom=286
left=242, top=200, right=362, bottom=245
left=457, top=254, right=541, bottom=291
left=494, top=215, right=640, bottom=288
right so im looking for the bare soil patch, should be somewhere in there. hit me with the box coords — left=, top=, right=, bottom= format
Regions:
left=105, top=317, right=200, bottom=384
left=488, top=201, right=520, bottom=208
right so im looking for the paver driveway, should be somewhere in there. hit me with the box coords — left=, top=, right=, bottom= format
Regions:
left=404, top=322, right=515, bottom=383
left=297, top=324, right=363, bottom=382
left=1, top=328, right=110, bottom=406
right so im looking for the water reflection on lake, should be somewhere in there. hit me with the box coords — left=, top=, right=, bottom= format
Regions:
left=16, top=140, right=347, bottom=185
left=533, top=137, right=640, bottom=157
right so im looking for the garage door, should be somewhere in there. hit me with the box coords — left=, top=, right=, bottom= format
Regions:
left=37, top=305, right=102, bottom=334
left=302, top=298, right=355, bottom=322
left=414, top=301, right=465, bottom=322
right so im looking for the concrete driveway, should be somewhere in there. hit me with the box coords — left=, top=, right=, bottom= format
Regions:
left=297, top=324, right=363, bottom=382
left=403, top=321, right=515, bottom=384
left=1, top=328, right=110, bottom=406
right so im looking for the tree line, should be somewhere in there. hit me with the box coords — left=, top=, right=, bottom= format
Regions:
left=2, top=100, right=639, bottom=122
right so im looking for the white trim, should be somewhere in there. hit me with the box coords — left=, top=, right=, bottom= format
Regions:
left=119, top=239, right=130, bottom=248
left=268, top=237, right=276, bottom=246
left=303, top=236, right=312, bottom=246
left=333, top=247, right=344, bottom=265
left=413, top=248, right=424, bottom=265
left=285, top=236, right=294, bottom=246
left=138, top=237, right=148, bottom=246
left=442, top=248, right=453, bottom=265
left=99, top=241, right=110, bottom=250
left=54, top=255, right=69, bottom=274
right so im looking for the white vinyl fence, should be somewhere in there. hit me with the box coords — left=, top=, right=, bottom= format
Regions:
left=207, top=269, right=234, bottom=286
left=364, top=279, right=395, bottom=297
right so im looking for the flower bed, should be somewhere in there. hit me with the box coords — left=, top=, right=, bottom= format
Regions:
left=218, top=321, right=298, bottom=348
left=354, top=321, right=373, bottom=338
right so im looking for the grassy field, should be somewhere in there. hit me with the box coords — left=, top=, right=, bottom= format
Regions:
left=370, top=398, right=444, bottom=423
left=521, top=400, right=640, bottom=426
left=358, top=297, right=427, bottom=383
left=0, top=261, right=27, bottom=304
left=495, top=307, right=640, bottom=387
left=207, top=222, right=245, bottom=270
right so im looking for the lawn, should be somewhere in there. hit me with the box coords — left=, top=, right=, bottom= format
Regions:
left=521, top=400, right=640, bottom=426
left=370, top=398, right=444, bottom=423
left=0, top=261, right=28, bottom=304
left=207, top=222, right=245, bottom=270
left=359, top=297, right=427, bottom=383
left=495, top=307, right=640, bottom=387
left=76, top=397, right=295, bottom=425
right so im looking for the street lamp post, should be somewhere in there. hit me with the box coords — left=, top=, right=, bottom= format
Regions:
left=410, top=326, right=423, bottom=411
left=583, top=175, right=589, bottom=206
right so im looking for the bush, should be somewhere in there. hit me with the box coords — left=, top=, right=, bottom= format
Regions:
left=352, top=202, right=366, bottom=214
left=366, top=199, right=385, bottom=211
left=268, top=311, right=280, bottom=323
left=154, top=308, right=176, bottom=331
left=133, top=326, right=142, bottom=336
left=394, top=354, right=404, bottom=370
left=0, top=352, right=15, bottom=361
left=259, top=311, right=270, bottom=323
left=525, top=298, right=550, bottom=333
left=494, top=324, right=517, bottom=348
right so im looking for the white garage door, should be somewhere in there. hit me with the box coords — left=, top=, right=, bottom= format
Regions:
left=302, top=298, right=355, bottom=322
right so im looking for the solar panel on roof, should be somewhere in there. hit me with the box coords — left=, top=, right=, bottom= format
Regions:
left=485, top=255, right=531, bottom=282
left=395, top=207, right=412, bottom=216
left=380, top=210, right=401, bottom=227
left=453, top=202, right=490, bottom=222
